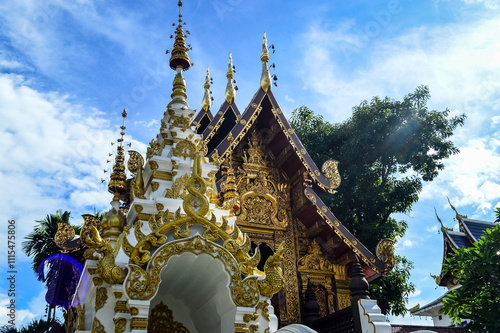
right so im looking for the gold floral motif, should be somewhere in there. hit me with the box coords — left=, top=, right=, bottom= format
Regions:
left=54, top=222, right=75, bottom=250
left=135, top=205, right=143, bottom=213
left=151, top=182, right=159, bottom=192
left=148, top=301, right=189, bottom=333
left=297, top=240, right=333, bottom=272
left=321, top=159, right=341, bottom=193
left=95, top=287, right=108, bottom=312
left=149, top=160, right=159, bottom=170
left=165, top=173, right=190, bottom=199
left=130, top=307, right=139, bottom=316
left=169, top=114, right=191, bottom=132
left=92, top=318, right=105, bottom=333
left=304, top=190, right=316, bottom=205
left=240, top=119, right=247, bottom=125
left=156, top=203, right=164, bottom=211
left=93, top=277, right=103, bottom=286
left=127, top=150, right=144, bottom=175
left=171, top=138, right=197, bottom=159
left=113, top=317, right=126, bottom=333
left=256, top=301, right=270, bottom=321
left=376, top=238, right=395, bottom=275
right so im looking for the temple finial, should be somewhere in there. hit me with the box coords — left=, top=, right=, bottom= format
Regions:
left=435, top=207, right=452, bottom=233
left=260, top=32, right=272, bottom=92
left=167, top=1, right=191, bottom=109
left=447, top=197, right=467, bottom=223
left=169, top=0, right=191, bottom=71
left=225, top=54, right=236, bottom=103
left=202, top=67, right=211, bottom=111
left=108, top=109, right=128, bottom=197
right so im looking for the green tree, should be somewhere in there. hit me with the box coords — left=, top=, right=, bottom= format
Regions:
left=369, top=256, right=415, bottom=315
left=441, top=223, right=500, bottom=332
left=290, top=86, right=465, bottom=315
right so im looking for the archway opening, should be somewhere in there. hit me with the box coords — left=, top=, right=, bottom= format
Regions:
left=148, top=252, right=236, bottom=333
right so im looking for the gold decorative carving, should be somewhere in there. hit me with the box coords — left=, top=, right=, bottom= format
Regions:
left=321, top=159, right=341, bottom=194
left=54, top=222, right=75, bottom=251
left=376, top=238, right=395, bottom=275
left=131, top=317, right=148, bottom=330
left=93, top=277, right=103, bottom=286
left=151, top=182, right=159, bottom=192
left=130, top=307, right=139, bottom=316
left=170, top=114, right=191, bottom=132
left=113, top=317, right=126, bottom=333
left=256, top=301, right=270, bottom=321
left=135, top=205, right=143, bottom=213
left=85, top=226, right=128, bottom=284
left=304, top=190, right=316, bottom=205
left=156, top=203, right=164, bottom=211
left=127, top=150, right=144, bottom=175
left=126, top=155, right=262, bottom=307
left=76, top=304, right=85, bottom=330
left=297, top=240, right=333, bottom=272
left=95, top=287, right=108, bottom=312
left=92, top=318, right=105, bottom=333
left=258, top=241, right=285, bottom=298
left=149, top=160, right=159, bottom=170
left=114, top=292, right=122, bottom=299
left=171, top=138, right=197, bottom=159
left=114, top=301, right=129, bottom=314
left=148, top=301, right=189, bottom=333
left=165, top=173, right=190, bottom=199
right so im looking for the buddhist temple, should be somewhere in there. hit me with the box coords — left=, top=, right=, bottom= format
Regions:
left=49, top=2, right=395, bottom=332
left=411, top=200, right=497, bottom=327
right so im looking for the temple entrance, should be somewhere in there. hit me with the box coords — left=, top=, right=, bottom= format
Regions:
left=148, top=252, right=236, bottom=333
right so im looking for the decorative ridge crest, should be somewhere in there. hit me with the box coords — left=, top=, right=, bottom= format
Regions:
left=303, top=187, right=386, bottom=275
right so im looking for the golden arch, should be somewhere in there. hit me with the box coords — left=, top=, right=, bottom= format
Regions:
left=124, top=235, right=259, bottom=307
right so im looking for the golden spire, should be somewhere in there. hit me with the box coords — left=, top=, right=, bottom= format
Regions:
left=225, top=54, right=236, bottom=103
left=108, top=109, right=128, bottom=198
left=167, top=1, right=191, bottom=109
left=260, top=32, right=272, bottom=92
left=169, top=0, right=191, bottom=71
left=201, top=67, right=211, bottom=111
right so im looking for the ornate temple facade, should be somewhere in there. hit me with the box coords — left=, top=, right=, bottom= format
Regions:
left=53, top=2, right=394, bottom=333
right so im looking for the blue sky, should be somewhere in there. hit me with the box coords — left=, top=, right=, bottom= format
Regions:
left=1, top=0, right=499, bottom=327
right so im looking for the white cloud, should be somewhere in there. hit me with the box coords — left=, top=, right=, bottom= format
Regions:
left=0, top=73, right=117, bottom=240
left=298, top=18, right=500, bottom=128
left=460, top=0, right=500, bottom=9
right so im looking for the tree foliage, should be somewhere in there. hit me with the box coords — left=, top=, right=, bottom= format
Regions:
left=291, top=86, right=466, bottom=251
left=290, top=86, right=465, bottom=315
left=369, top=256, right=415, bottom=315
left=441, top=223, right=500, bottom=332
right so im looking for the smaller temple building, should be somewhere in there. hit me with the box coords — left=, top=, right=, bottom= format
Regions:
left=411, top=200, right=497, bottom=327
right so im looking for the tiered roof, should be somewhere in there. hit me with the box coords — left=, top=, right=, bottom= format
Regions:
left=192, top=33, right=394, bottom=279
